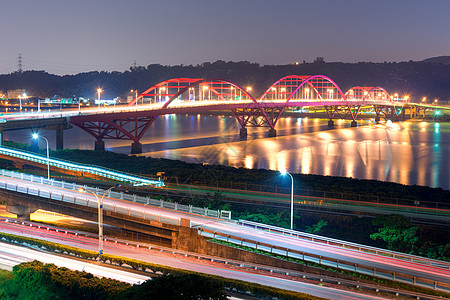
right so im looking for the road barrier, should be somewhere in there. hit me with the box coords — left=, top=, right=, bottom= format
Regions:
left=0, top=169, right=229, bottom=221
left=238, top=219, right=450, bottom=270
left=197, top=227, right=450, bottom=293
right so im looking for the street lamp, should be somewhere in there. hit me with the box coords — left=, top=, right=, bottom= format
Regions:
left=97, top=88, right=102, bottom=108
left=131, top=89, right=138, bottom=106
left=280, top=170, right=294, bottom=230
left=78, top=184, right=121, bottom=256
left=32, top=133, right=50, bottom=180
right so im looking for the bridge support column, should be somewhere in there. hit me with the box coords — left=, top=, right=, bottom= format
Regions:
left=131, top=141, right=142, bottom=154
left=6, top=204, right=36, bottom=221
left=55, top=124, right=64, bottom=150
left=350, top=121, right=357, bottom=127
left=328, top=120, right=334, bottom=127
left=239, top=127, right=247, bottom=139
left=0, top=128, right=3, bottom=146
left=268, top=129, right=277, bottom=137
left=94, top=140, right=105, bottom=151
left=375, top=116, right=380, bottom=124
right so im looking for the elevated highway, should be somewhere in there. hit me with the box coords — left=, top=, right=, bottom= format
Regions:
left=0, top=170, right=449, bottom=292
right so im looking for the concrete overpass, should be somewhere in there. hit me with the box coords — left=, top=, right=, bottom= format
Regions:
left=0, top=170, right=449, bottom=292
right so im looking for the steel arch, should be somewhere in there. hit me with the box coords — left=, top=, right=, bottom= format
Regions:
left=345, top=86, right=401, bottom=120
left=258, top=75, right=353, bottom=126
left=161, top=78, right=258, bottom=109
left=345, top=86, right=393, bottom=102
left=128, top=78, right=202, bottom=106
left=259, top=75, right=348, bottom=103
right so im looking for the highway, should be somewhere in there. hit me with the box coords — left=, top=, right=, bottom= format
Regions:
left=0, top=241, right=149, bottom=285
left=0, top=221, right=389, bottom=300
left=1, top=174, right=449, bottom=290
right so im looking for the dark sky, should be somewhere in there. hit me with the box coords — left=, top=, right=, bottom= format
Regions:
left=1, top=0, right=449, bottom=74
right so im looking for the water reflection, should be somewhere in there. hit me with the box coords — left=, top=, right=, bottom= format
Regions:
left=3, top=115, right=449, bottom=190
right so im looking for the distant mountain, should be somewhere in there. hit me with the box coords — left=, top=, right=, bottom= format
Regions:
left=1, top=60, right=450, bottom=101
left=422, top=56, right=450, bottom=65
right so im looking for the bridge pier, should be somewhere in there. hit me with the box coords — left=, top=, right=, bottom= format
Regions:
left=95, top=140, right=105, bottom=151
left=56, top=124, right=64, bottom=150
left=328, top=120, right=334, bottom=127
left=239, top=127, right=247, bottom=139
left=6, top=204, right=37, bottom=221
left=375, top=116, right=380, bottom=124
left=131, top=141, right=142, bottom=154
left=268, top=129, right=277, bottom=137
left=350, top=121, right=357, bottom=127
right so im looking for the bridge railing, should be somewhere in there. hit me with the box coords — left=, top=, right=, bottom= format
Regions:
left=0, top=175, right=180, bottom=226
left=237, top=220, right=450, bottom=270
left=0, top=169, right=228, bottom=221
left=198, top=227, right=450, bottom=292
left=0, top=146, right=164, bottom=187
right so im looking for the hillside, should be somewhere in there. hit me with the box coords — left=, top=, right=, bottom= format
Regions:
left=1, top=60, right=450, bottom=101
left=422, top=56, right=450, bottom=65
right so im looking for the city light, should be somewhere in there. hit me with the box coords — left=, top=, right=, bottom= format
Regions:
left=97, top=88, right=103, bottom=108
left=280, top=169, right=294, bottom=230
left=32, top=133, right=50, bottom=180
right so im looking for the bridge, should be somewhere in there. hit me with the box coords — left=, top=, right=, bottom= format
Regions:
left=0, top=74, right=440, bottom=154
left=1, top=169, right=449, bottom=292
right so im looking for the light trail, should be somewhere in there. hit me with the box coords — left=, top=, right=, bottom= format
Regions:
left=0, top=224, right=389, bottom=300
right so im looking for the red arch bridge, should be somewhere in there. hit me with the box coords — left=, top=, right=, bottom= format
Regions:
left=70, top=75, right=407, bottom=154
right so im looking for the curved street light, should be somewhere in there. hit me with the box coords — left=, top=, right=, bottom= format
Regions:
left=78, top=184, right=121, bottom=256
left=280, top=170, right=294, bottom=230
left=32, top=133, right=50, bottom=180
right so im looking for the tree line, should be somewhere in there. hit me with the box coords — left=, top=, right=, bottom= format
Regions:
left=1, top=60, right=450, bottom=101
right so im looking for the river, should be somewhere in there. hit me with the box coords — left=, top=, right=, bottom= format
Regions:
left=3, top=115, right=450, bottom=190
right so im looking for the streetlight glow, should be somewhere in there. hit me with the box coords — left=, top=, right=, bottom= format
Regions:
left=280, top=170, right=294, bottom=230
left=32, top=133, right=50, bottom=180
left=97, top=88, right=103, bottom=108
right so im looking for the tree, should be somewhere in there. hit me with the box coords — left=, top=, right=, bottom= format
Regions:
left=370, top=215, right=418, bottom=253
left=313, top=57, right=325, bottom=64
left=116, top=274, right=227, bottom=300
left=305, top=219, right=328, bottom=234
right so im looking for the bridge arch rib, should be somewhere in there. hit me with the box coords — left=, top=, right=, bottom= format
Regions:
left=128, top=78, right=202, bottom=107
left=345, top=86, right=400, bottom=122
left=72, top=78, right=260, bottom=153
left=257, top=75, right=355, bottom=129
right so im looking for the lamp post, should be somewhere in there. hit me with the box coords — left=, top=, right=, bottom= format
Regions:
left=97, top=88, right=102, bottom=108
left=79, top=184, right=121, bottom=256
left=131, top=89, right=138, bottom=106
left=32, top=133, right=50, bottom=180
left=280, top=170, right=294, bottom=230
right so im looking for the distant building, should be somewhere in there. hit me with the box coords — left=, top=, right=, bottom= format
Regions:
left=7, top=89, right=26, bottom=100
left=0, top=91, right=6, bottom=99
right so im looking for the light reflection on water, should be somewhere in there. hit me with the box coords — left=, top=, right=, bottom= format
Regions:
left=3, top=115, right=450, bottom=190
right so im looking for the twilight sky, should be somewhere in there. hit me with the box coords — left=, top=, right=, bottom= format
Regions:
left=1, top=0, right=449, bottom=75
